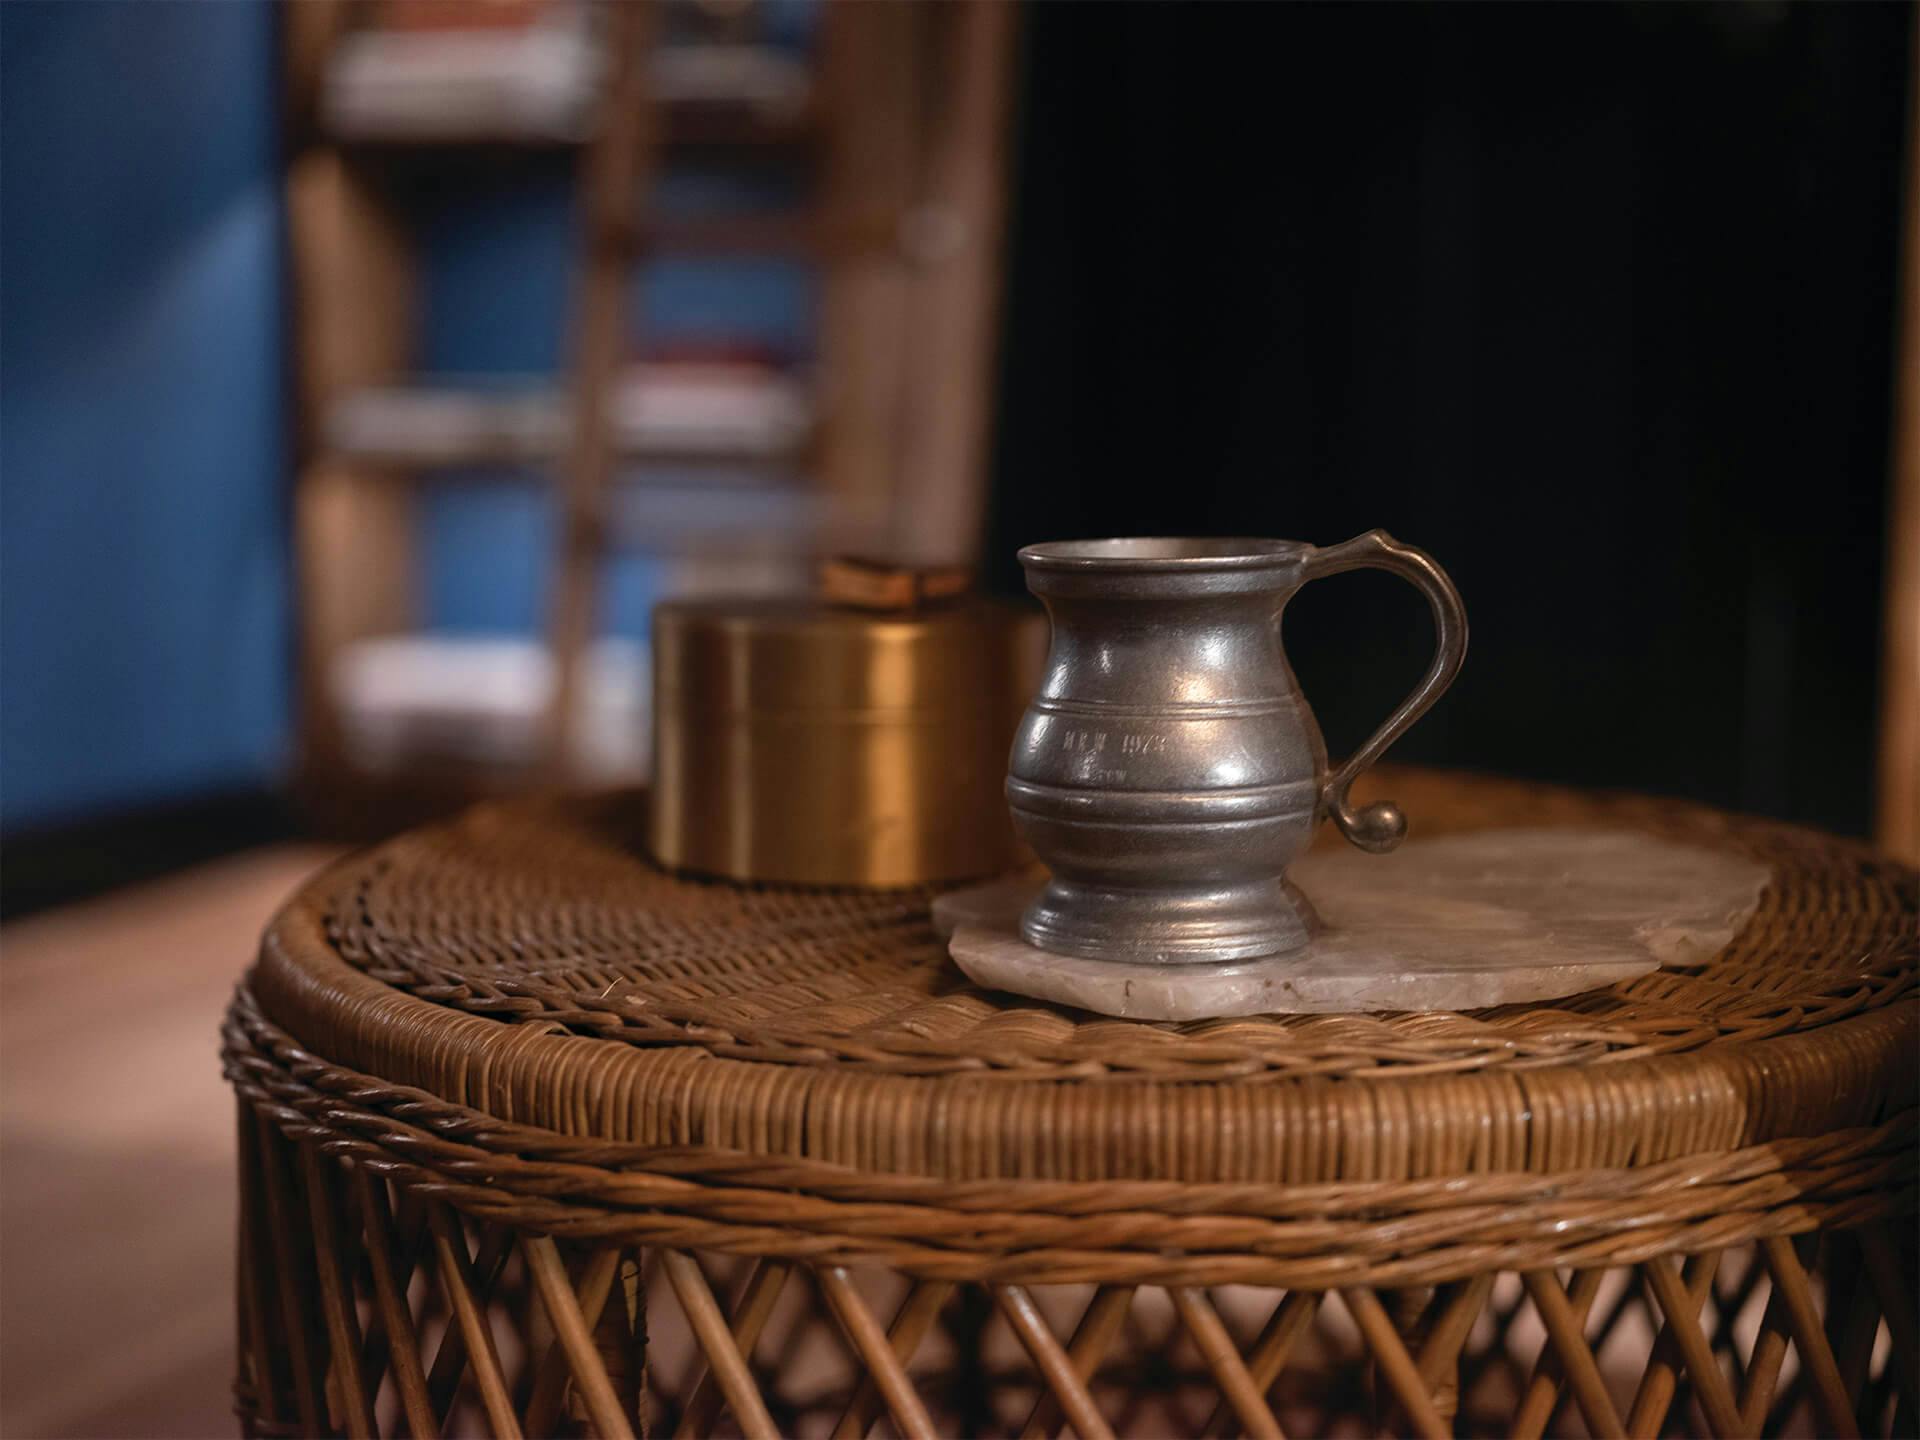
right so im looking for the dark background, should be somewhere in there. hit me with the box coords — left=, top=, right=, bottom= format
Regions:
left=2, top=3, right=1909, bottom=918
left=985, top=2, right=1908, bottom=839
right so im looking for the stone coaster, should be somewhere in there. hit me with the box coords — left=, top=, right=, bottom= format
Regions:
left=940, top=828, right=1771, bottom=1020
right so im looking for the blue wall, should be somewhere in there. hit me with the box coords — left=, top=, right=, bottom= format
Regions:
left=1, top=2, right=288, bottom=829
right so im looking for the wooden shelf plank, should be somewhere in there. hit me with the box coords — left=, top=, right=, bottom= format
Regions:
left=324, top=380, right=815, bottom=470
left=321, top=34, right=818, bottom=151
left=285, top=147, right=418, bottom=787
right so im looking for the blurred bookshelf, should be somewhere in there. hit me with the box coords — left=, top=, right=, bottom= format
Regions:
left=328, top=362, right=814, bottom=468
left=282, top=0, right=1016, bottom=832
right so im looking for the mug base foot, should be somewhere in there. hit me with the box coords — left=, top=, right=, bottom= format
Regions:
left=1020, top=874, right=1319, bottom=965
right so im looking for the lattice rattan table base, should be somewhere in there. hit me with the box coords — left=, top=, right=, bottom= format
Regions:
left=224, top=772, right=1918, bottom=1438
left=228, top=989, right=1917, bottom=1440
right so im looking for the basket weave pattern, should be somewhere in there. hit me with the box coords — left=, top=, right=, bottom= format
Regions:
left=316, top=771, right=1914, bottom=1083
left=225, top=771, right=1918, bottom=1437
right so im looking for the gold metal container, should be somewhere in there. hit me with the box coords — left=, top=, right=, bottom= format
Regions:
left=650, top=595, right=1044, bottom=887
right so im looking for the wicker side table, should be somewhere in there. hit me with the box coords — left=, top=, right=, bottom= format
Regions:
left=224, top=770, right=1917, bottom=1439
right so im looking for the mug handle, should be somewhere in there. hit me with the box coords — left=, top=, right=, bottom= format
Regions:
left=1299, top=530, right=1469, bottom=853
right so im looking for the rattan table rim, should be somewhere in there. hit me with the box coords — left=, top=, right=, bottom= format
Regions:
left=244, top=867, right=1917, bottom=1189
left=221, top=979, right=1917, bottom=1290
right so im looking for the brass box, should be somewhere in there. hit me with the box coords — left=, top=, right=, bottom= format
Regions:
left=650, top=597, right=1044, bottom=887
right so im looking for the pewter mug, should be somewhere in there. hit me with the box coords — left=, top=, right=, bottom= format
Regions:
left=1007, top=532, right=1468, bottom=964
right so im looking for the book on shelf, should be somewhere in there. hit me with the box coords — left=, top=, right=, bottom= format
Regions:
left=647, top=44, right=808, bottom=114
left=327, top=359, right=811, bottom=467
left=332, top=633, right=648, bottom=779
left=323, top=0, right=810, bottom=143
left=325, top=1, right=603, bottom=143
left=609, top=357, right=810, bottom=457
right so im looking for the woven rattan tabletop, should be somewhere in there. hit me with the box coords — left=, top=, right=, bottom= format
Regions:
left=239, top=769, right=1915, bottom=1193
left=224, top=769, right=1919, bottom=1438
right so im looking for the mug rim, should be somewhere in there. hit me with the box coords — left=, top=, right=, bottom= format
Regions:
left=1018, top=537, right=1306, bottom=571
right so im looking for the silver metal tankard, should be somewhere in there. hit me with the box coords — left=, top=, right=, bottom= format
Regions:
left=1007, top=532, right=1468, bottom=964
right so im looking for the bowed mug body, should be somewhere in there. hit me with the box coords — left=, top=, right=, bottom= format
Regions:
left=1007, top=533, right=1467, bottom=965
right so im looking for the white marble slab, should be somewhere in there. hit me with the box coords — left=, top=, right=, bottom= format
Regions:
left=941, top=829, right=1770, bottom=1020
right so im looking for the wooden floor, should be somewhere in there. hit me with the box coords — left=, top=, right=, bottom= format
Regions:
left=0, top=845, right=339, bottom=1439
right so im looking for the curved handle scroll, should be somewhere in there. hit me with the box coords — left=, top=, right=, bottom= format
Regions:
left=1301, top=530, right=1468, bottom=853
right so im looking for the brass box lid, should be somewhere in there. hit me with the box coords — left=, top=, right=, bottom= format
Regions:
left=653, top=597, right=1039, bottom=715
